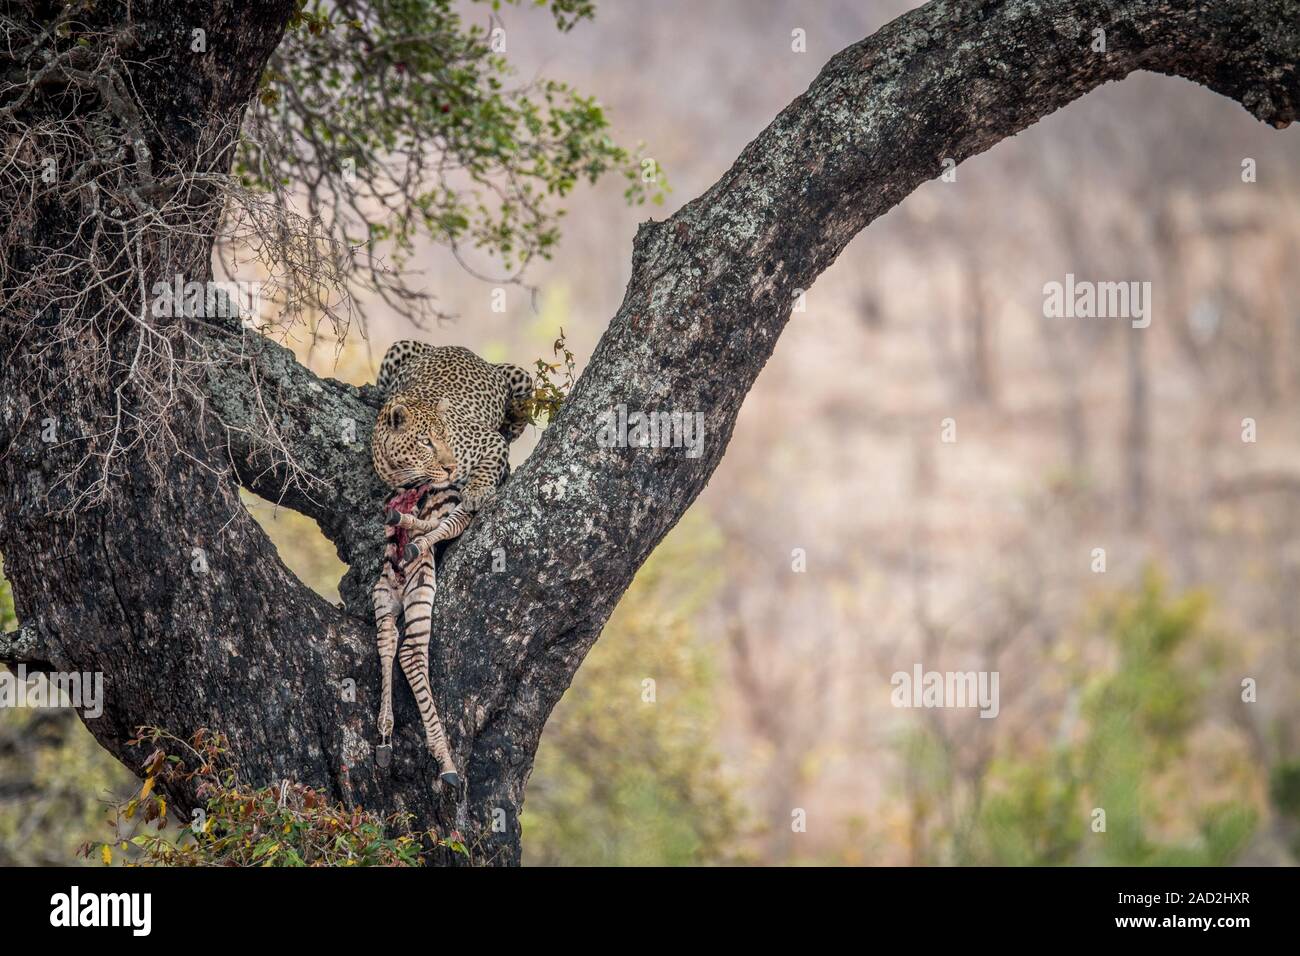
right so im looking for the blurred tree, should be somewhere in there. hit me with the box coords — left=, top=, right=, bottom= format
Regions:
left=522, top=513, right=744, bottom=865
left=0, top=559, right=139, bottom=866
left=1269, top=760, right=1300, bottom=859
left=0, top=559, right=12, bottom=632
left=912, top=572, right=1261, bottom=866
left=237, top=0, right=666, bottom=329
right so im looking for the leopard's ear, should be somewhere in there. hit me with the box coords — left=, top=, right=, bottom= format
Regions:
left=387, top=402, right=410, bottom=432
left=435, top=396, right=450, bottom=415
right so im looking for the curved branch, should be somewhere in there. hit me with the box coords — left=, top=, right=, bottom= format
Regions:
left=405, top=0, right=1298, bottom=857
left=0, top=623, right=52, bottom=671
left=197, top=311, right=389, bottom=618
left=203, top=2, right=1299, bottom=864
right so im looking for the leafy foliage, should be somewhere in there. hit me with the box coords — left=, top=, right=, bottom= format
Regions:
left=1270, top=760, right=1300, bottom=821
left=1268, top=759, right=1300, bottom=859
left=237, top=0, right=667, bottom=324
left=88, top=728, right=457, bottom=866
left=521, top=327, right=577, bottom=426
left=958, top=571, right=1258, bottom=865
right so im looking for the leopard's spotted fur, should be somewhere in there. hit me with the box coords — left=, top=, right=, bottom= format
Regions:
left=371, top=343, right=533, bottom=513
left=368, top=343, right=533, bottom=785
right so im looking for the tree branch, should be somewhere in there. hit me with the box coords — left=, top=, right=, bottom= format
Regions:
left=197, top=311, right=389, bottom=618
left=196, top=0, right=1298, bottom=863
left=412, top=0, right=1300, bottom=857
left=0, top=624, right=52, bottom=671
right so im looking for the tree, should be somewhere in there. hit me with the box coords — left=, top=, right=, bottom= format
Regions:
left=1, top=0, right=1295, bottom=865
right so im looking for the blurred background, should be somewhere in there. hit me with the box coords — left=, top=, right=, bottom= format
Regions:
left=4, top=0, right=1300, bottom=865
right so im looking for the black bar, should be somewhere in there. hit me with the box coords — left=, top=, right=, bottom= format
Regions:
left=1, top=865, right=1289, bottom=940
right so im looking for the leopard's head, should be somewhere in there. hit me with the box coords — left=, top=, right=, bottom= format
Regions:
left=371, top=397, right=459, bottom=490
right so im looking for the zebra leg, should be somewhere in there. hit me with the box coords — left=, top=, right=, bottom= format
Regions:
left=393, top=508, right=473, bottom=565
left=371, top=550, right=402, bottom=767
left=399, top=556, right=461, bottom=789
left=385, top=508, right=449, bottom=536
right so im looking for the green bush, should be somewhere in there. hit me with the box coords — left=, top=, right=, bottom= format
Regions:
left=90, top=728, right=449, bottom=867
left=959, top=570, right=1259, bottom=866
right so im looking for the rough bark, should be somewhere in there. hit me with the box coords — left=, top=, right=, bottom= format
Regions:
left=1, top=0, right=1297, bottom=865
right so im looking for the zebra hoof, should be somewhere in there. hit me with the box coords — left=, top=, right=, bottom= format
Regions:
left=439, top=771, right=462, bottom=790
left=403, top=542, right=420, bottom=563
left=375, top=743, right=392, bottom=768
left=385, top=509, right=402, bottom=526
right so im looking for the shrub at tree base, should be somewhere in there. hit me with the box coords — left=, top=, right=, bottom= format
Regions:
left=86, top=727, right=463, bottom=867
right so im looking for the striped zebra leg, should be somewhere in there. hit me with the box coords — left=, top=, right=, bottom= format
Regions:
left=394, top=507, right=473, bottom=565
left=371, top=546, right=402, bottom=767
left=399, top=555, right=461, bottom=789
left=385, top=504, right=469, bottom=538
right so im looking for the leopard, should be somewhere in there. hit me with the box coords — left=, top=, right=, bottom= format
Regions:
left=371, top=342, right=534, bottom=512
left=368, top=342, right=533, bottom=786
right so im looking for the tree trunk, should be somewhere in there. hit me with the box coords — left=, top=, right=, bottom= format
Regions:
left=2, top=0, right=1296, bottom=865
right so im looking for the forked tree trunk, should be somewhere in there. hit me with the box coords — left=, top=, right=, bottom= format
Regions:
left=1, top=0, right=1296, bottom=865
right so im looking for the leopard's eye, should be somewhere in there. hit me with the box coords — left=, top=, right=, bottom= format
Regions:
left=421, top=438, right=434, bottom=450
